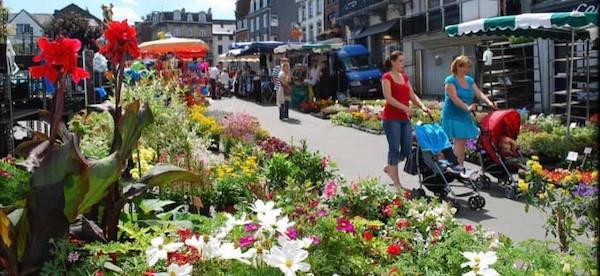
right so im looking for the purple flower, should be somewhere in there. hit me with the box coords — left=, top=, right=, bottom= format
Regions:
left=574, top=183, right=598, bottom=197
left=68, top=251, right=80, bottom=263
left=466, top=139, right=478, bottom=152
left=244, top=223, right=259, bottom=233
left=295, top=207, right=305, bottom=215
left=307, top=215, right=316, bottom=224
left=316, top=209, right=328, bottom=217
left=286, top=227, right=299, bottom=240
left=239, top=236, right=256, bottom=248
left=336, top=217, right=355, bottom=233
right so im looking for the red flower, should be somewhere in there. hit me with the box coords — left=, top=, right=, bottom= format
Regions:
left=177, top=228, right=192, bottom=240
left=382, top=204, right=394, bottom=217
left=392, top=198, right=403, bottom=209
left=404, top=191, right=411, bottom=200
left=387, top=244, right=401, bottom=256
left=464, top=224, right=475, bottom=234
left=363, top=231, right=374, bottom=241
left=29, top=37, right=89, bottom=83
left=100, top=20, right=140, bottom=64
left=396, top=219, right=410, bottom=230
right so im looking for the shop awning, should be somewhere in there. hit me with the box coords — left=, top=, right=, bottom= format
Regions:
left=138, top=37, right=209, bottom=55
left=352, top=20, right=399, bottom=40
left=273, top=42, right=344, bottom=54
left=445, top=11, right=598, bottom=40
left=236, top=41, right=286, bottom=56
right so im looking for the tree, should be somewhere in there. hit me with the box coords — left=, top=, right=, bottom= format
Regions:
left=235, top=0, right=251, bottom=20
left=45, top=11, right=101, bottom=51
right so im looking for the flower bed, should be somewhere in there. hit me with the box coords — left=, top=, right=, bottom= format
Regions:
left=1, top=21, right=597, bottom=275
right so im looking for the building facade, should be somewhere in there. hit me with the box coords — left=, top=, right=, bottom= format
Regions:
left=235, top=0, right=250, bottom=43
left=323, top=0, right=339, bottom=30
left=212, top=19, right=236, bottom=57
left=297, top=0, right=324, bottom=42
left=138, top=9, right=214, bottom=61
left=8, top=10, right=52, bottom=55
left=246, top=0, right=298, bottom=42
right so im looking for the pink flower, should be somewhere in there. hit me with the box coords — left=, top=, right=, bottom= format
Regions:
left=244, top=223, right=259, bottom=233
left=316, top=209, right=328, bottom=217
left=286, top=227, right=299, bottom=240
left=324, top=180, right=337, bottom=198
left=68, top=251, right=80, bottom=263
left=295, top=207, right=305, bottom=215
left=310, top=235, right=321, bottom=245
left=464, top=224, right=475, bottom=234
left=350, top=181, right=359, bottom=192
left=239, top=236, right=256, bottom=248
left=321, top=157, right=329, bottom=168
left=336, top=217, right=355, bottom=233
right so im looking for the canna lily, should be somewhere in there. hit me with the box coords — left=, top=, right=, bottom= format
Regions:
left=29, top=37, right=90, bottom=83
left=100, top=19, right=140, bottom=64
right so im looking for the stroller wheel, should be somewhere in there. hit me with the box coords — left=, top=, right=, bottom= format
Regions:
left=468, top=196, right=486, bottom=210
left=503, top=186, right=516, bottom=199
left=449, top=198, right=460, bottom=213
left=477, top=175, right=492, bottom=189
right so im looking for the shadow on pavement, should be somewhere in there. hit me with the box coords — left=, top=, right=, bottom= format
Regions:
left=282, top=118, right=301, bottom=125
left=454, top=199, right=497, bottom=223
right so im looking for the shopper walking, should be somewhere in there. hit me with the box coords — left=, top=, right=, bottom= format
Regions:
left=442, top=55, right=496, bottom=172
left=209, top=62, right=220, bottom=99
left=308, top=60, right=320, bottom=101
left=276, top=60, right=292, bottom=120
left=381, top=51, right=430, bottom=189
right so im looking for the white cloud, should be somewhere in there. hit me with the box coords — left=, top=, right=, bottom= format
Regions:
left=122, top=0, right=139, bottom=6
left=112, top=6, right=142, bottom=22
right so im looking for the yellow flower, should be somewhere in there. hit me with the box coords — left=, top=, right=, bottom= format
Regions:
left=532, top=163, right=543, bottom=175
left=531, top=155, right=539, bottom=161
left=560, top=189, right=570, bottom=196
left=518, top=179, right=529, bottom=192
left=546, top=184, right=555, bottom=192
left=539, top=192, right=547, bottom=200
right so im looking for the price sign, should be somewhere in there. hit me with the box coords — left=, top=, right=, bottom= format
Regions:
left=584, top=147, right=592, bottom=154
left=566, top=151, right=579, bottom=162
left=529, top=114, right=537, bottom=120
left=570, top=122, right=577, bottom=129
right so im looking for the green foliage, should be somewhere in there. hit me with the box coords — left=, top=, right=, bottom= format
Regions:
left=287, top=140, right=336, bottom=191
left=68, top=111, right=114, bottom=159
left=331, top=111, right=356, bottom=126
left=263, top=153, right=297, bottom=190
left=330, top=178, right=392, bottom=221
left=0, top=162, right=30, bottom=208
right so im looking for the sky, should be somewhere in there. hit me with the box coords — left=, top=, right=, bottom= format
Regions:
left=4, top=0, right=236, bottom=22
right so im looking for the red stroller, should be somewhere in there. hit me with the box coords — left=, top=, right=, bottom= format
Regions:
left=475, top=109, right=525, bottom=199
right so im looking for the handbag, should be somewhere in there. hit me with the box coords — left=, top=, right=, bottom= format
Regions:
left=403, top=148, right=419, bottom=175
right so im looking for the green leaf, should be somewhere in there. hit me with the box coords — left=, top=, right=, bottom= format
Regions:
left=139, top=199, right=175, bottom=214
left=138, top=164, right=202, bottom=187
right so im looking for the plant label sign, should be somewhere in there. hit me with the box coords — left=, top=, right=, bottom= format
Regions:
left=584, top=147, right=592, bottom=154
left=566, top=151, right=578, bottom=162
left=570, top=122, right=577, bottom=129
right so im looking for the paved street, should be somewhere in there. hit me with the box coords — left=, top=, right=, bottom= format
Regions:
left=211, top=97, right=550, bottom=242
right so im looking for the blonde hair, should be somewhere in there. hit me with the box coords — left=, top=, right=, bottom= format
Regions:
left=450, top=55, right=471, bottom=75
left=281, top=62, right=290, bottom=71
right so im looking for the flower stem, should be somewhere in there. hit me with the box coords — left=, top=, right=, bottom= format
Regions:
left=49, top=76, right=66, bottom=145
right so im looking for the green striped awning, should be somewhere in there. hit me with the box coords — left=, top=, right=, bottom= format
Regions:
left=445, top=12, right=598, bottom=40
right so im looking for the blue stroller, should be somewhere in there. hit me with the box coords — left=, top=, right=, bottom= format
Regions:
left=406, top=122, right=486, bottom=212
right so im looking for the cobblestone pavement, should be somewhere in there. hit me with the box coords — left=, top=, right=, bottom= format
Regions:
left=211, top=97, right=552, bottom=242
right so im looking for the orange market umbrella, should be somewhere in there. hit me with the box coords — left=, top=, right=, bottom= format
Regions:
left=138, top=37, right=209, bottom=56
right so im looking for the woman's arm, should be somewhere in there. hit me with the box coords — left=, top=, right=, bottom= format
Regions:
left=473, top=83, right=495, bottom=108
left=407, top=81, right=429, bottom=112
left=382, top=79, right=411, bottom=113
left=445, top=83, right=471, bottom=112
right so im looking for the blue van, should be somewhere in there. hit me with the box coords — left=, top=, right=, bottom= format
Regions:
left=332, top=44, right=382, bottom=98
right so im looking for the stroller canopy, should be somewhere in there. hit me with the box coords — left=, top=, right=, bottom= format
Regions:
left=481, top=109, right=521, bottom=146
left=415, top=123, right=452, bottom=155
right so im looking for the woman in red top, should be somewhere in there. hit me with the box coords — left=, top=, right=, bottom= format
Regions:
left=382, top=51, right=429, bottom=189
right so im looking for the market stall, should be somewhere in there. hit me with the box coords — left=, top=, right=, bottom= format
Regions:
left=445, top=11, right=599, bottom=134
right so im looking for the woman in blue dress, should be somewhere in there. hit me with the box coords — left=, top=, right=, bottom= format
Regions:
left=442, top=55, right=496, bottom=168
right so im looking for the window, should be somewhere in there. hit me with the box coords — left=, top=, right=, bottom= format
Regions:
left=253, top=0, right=257, bottom=12
left=218, top=35, right=222, bottom=41
left=317, top=0, right=322, bottom=15
left=187, top=14, right=193, bottom=22
left=230, top=35, right=234, bottom=40
left=264, top=34, right=268, bottom=41
left=175, top=27, right=181, bottom=36
left=188, top=27, right=193, bottom=37
left=250, top=19, right=254, bottom=32
left=308, top=0, right=313, bottom=18
left=218, top=45, right=223, bottom=54
left=199, top=30, right=206, bottom=37
left=264, top=14, right=268, bottom=28
left=256, top=17, right=260, bottom=31
left=199, top=12, right=206, bottom=22
left=174, top=11, right=181, bottom=21
left=16, top=23, right=31, bottom=34
left=299, top=7, right=304, bottom=21
left=271, top=15, right=279, bottom=27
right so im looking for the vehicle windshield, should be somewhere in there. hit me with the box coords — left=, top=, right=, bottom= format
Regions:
left=341, top=55, right=371, bottom=71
